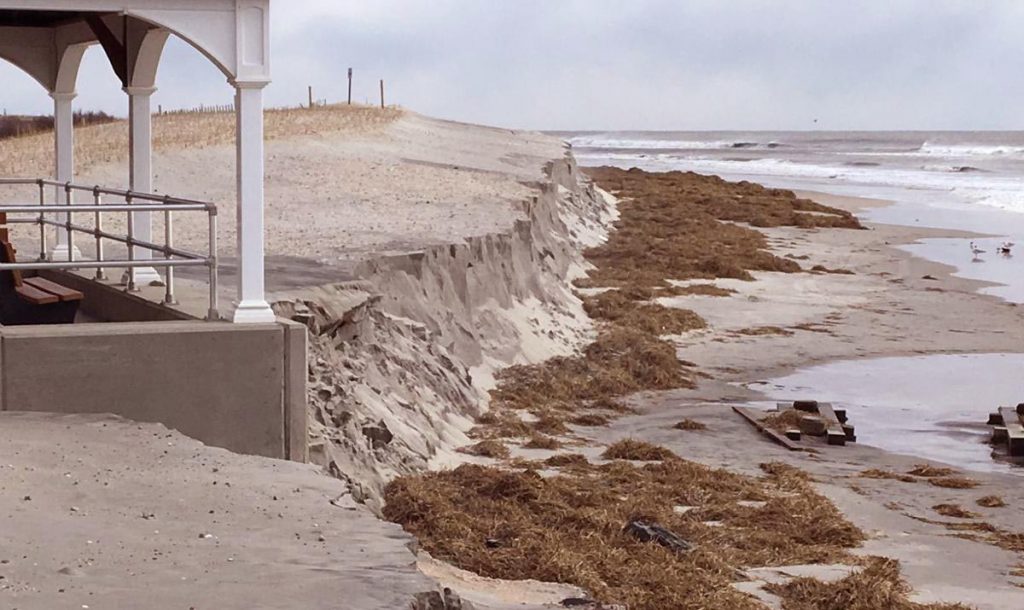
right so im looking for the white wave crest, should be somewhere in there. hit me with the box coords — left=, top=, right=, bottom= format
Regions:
left=569, top=136, right=748, bottom=150
left=919, top=142, right=1024, bottom=157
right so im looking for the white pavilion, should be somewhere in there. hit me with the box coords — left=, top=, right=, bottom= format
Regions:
left=0, top=0, right=275, bottom=323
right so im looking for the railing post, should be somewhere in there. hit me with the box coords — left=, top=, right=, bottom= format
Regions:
left=93, top=186, right=105, bottom=280
left=208, top=207, right=219, bottom=321
left=37, top=179, right=46, bottom=261
left=64, top=183, right=74, bottom=264
left=125, top=191, right=137, bottom=292
left=164, top=195, right=175, bottom=305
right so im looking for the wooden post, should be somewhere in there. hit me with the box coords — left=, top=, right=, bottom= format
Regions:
left=308, top=85, right=314, bottom=109
left=380, top=79, right=385, bottom=109
left=347, top=68, right=353, bottom=105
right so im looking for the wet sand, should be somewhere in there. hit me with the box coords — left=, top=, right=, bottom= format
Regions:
left=750, top=353, right=1024, bottom=474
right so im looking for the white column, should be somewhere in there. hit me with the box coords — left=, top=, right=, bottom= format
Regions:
left=231, top=81, right=275, bottom=323
left=124, top=86, right=163, bottom=287
left=49, top=92, right=82, bottom=262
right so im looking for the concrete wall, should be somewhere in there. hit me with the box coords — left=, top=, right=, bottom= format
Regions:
left=0, top=320, right=307, bottom=462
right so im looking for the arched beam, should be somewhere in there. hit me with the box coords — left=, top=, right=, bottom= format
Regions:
left=127, top=25, right=168, bottom=89
left=127, top=1, right=269, bottom=85
left=53, top=42, right=88, bottom=94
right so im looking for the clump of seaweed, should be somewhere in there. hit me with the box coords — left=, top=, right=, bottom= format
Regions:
left=602, top=439, right=677, bottom=462
left=811, top=265, right=856, bottom=275
left=761, top=409, right=809, bottom=433
left=764, top=556, right=972, bottom=610
left=977, top=495, right=1007, bottom=508
left=578, top=167, right=861, bottom=291
left=664, top=283, right=736, bottom=297
left=928, top=476, right=979, bottom=490
left=737, top=326, right=795, bottom=337
left=582, top=289, right=707, bottom=335
left=673, top=419, right=707, bottom=431
left=571, top=413, right=614, bottom=427
left=523, top=434, right=562, bottom=450
left=544, top=453, right=590, bottom=468
left=458, top=440, right=510, bottom=459
left=908, top=464, right=956, bottom=478
left=932, top=504, right=979, bottom=519
left=859, top=469, right=918, bottom=483
left=384, top=458, right=865, bottom=610
left=481, top=326, right=694, bottom=439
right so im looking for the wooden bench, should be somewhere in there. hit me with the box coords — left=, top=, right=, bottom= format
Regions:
left=0, top=241, right=83, bottom=326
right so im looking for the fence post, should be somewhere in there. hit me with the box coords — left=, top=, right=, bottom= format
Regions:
left=380, top=79, right=385, bottom=109
left=308, top=85, right=313, bottom=109
left=347, top=68, right=353, bottom=105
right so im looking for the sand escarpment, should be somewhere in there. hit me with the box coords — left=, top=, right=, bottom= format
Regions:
left=276, top=154, right=615, bottom=507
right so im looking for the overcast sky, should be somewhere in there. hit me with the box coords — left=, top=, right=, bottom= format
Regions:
left=3, top=1, right=1024, bottom=131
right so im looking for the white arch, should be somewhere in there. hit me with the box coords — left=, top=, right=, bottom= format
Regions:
left=127, top=26, right=169, bottom=89
left=126, top=2, right=269, bottom=85
left=54, top=43, right=89, bottom=94
left=0, top=1, right=275, bottom=323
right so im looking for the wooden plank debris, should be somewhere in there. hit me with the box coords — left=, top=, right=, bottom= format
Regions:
left=817, top=402, right=847, bottom=446
left=998, top=407, right=1024, bottom=457
left=736, top=401, right=856, bottom=452
left=798, top=416, right=827, bottom=436
left=732, top=406, right=804, bottom=452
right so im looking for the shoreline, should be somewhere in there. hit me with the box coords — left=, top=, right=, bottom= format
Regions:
left=665, top=189, right=1024, bottom=387
left=387, top=164, right=1024, bottom=608
left=574, top=177, right=1024, bottom=607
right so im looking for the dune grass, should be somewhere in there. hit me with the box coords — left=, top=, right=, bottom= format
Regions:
left=0, top=103, right=403, bottom=177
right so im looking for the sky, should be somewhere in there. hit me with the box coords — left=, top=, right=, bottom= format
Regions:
left=3, top=0, right=1024, bottom=131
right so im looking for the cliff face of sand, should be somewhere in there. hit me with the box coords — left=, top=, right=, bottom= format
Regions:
left=0, top=104, right=611, bottom=506
left=276, top=154, right=615, bottom=507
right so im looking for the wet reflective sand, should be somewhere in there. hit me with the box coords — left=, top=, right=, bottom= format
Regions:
left=748, top=353, right=1024, bottom=474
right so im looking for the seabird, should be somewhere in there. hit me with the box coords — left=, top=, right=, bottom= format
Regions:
left=970, top=242, right=986, bottom=259
left=998, top=241, right=1014, bottom=256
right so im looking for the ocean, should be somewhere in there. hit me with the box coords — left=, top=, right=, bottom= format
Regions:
left=562, top=130, right=1024, bottom=215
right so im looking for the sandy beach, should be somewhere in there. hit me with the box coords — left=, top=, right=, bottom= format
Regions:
left=6, top=3, right=1024, bottom=609
left=3, top=108, right=1024, bottom=608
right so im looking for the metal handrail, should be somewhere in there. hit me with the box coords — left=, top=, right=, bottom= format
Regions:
left=0, top=178, right=219, bottom=321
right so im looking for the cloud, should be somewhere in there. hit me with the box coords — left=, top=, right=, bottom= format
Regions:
left=2, top=1, right=1024, bottom=130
